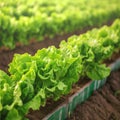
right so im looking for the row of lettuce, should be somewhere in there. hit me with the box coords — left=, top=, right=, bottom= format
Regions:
left=0, top=19, right=120, bottom=120
left=0, top=0, right=120, bottom=49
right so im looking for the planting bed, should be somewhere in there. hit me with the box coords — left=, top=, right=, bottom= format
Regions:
left=25, top=53, right=120, bottom=120
left=67, top=69, right=120, bottom=120
left=0, top=20, right=115, bottom=73
left=1, top=18, right=120, bottom=120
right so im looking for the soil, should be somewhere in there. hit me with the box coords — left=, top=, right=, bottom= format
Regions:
left=0, top=19, right=115, bottom=73
left=67, top=69, right=120, bottom=120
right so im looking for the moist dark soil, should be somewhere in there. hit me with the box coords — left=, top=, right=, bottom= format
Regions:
left=67, top=69, right=120, bottom=120
left=0, top=20, right=115, bottom=73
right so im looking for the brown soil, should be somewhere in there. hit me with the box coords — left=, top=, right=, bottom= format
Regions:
left=67, top=69, right=120, bottom=120
left=0, top=20, right=115, bottom=73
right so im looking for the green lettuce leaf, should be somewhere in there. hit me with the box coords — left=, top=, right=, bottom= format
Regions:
left=86, top=63, right=110, bottom=80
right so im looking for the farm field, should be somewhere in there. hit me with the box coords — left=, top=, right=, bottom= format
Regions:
left=0, top=0, right=120, bottom=120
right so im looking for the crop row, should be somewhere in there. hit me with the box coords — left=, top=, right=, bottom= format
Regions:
left=0, top=19, right=120, bottom=120
left=0, top=0, right=120, bottom=49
